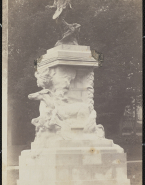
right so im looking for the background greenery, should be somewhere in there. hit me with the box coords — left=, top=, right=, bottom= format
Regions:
left=8, top=0, right=142, bottom=144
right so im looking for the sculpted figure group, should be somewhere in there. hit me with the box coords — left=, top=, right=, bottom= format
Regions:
left=28, top=0, right=104, bottom=139
left=31, top=0, right=105, bottom=140
left=28, top=66, right=105, bottom=142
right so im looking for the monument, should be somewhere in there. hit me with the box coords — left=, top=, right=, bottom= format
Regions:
left=17, top=1, right=130, bottom=184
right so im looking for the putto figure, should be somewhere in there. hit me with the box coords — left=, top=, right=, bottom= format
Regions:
left=46, top=0, right=81, bottom=46
left=46, top=0, right=72, bottom=19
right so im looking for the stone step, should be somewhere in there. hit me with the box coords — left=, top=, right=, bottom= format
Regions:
left=31, top=139, right=113, bottom=149
left=17, top=179, right=130, bottom=185
left=18, top=164, right=127, bottom=181
left=19, top=152, right=127, bottom=166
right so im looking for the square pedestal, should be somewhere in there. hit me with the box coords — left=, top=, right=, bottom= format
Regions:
left=19, top=45, right=130, bottom=185
left=17, top=140, right=130, bottom=185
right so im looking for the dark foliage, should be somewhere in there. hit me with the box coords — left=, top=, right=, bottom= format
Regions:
left=8, top=0, right=142, bottom=144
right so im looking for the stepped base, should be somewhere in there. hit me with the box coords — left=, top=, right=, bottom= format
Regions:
left=17, top=140, right=130, bottom=185
left=31, top=138, right=114, bottom=149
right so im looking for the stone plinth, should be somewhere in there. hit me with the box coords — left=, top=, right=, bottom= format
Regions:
left=37, top=45, right=98, bottom=69
left=17, top=45, right=130, bottom=185
left=17, top=141, right=130, bottom=185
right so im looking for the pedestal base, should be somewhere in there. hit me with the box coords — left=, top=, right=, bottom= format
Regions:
left=18, top=180, right=130, bottom=185
left=17, top=140, right=130, bottom=185
left=19, top=45, right=130, bottom=184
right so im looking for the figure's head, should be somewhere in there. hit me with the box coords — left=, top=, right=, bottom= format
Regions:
left=35, top=67, right=55, bottom=89
left=35, top=74, right=45, bottom=88
left=34, top=66, right=76, bottom=101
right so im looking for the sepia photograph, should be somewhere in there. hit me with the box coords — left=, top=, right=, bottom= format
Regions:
left=2, top=0, right=142, bottom=185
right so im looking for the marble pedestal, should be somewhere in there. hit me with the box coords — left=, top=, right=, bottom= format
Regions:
left=17, top=139, right=130, bottom=185
left=17, top=45, right=130, bottom=185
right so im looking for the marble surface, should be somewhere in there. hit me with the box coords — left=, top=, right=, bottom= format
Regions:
left=17, top=45, right=130, bottom=185
left=37, top=45, right=98, bottom=70
left=28, top=45, right=105, bottom=143
left=17, top=143, right=130, bottom=185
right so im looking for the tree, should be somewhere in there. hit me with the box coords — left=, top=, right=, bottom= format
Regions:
left=8, top=0, right=142, bottom=143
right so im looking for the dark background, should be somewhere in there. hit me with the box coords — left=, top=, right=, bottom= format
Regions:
left=8, top=0, right=142, bottom=145
left=7, top=1, right=142, bottom=185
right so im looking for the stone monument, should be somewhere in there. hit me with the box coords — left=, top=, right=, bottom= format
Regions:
left=17, top=1, right=130, bottom=184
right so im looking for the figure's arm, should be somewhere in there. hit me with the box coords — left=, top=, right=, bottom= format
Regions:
left=28, top=91, right=43, bottom=100
left=28, top=89, right=51, bottom=101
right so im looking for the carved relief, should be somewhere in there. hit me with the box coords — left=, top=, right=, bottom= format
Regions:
left=28, top=66, right=105, bottom=142
left=86, top=70, right=95, bottom=111
left=83, top=70, right=105, bottom=138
